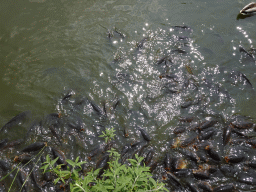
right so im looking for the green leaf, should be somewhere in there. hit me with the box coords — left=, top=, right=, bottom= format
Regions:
left=60, top=177, right=65, bottom=184
left=103, top=172, right=113, bottom=177
left=53, top=177, right=60, bottom=184
left=60, top=170, right=70, bottom=175
left=40, top=164, right=50, bottom=173
left=46, top=154, right=50, bottom=162
left=66, top=159, right=76, bottom=167
left=78, top=161, right=87, bottom=165
left=51, top=157, right=59, bottom=166
left=73, top=169, right=79, bottom=178
left=77, top=161, right=86, bottom=169
left=75, top=156, right=80, bottom=163
left=128, top=159, right=137, bottom=164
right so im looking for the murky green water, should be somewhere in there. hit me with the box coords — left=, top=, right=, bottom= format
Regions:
left=1, top=0, right=256, bottom=191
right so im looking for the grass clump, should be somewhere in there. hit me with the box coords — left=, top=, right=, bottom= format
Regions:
left=41, top=128, right=168, bottom=192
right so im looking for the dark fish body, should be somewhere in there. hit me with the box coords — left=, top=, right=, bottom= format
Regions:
left=230, top=138, right=246, bottom=145
left=181, top=101, right=193, bottom=108
left=164, top=153, right=172, bottom=171
left=199, top=128, right=215, bottom=140
left=208, top=165, right=218, bottom=174
left=224, top=154, right=245, bottom=163
left=189, top=124, right=199, bottom=131
left=156, top=55, right=169, bottom=65
left=220, top=165, right=236, bottom=177
left=185, top=64, right=193, bottom=75
left=200, top=120, right=217, bottom=130
left=31, top=167, right=44, bottom=191
left=131, top=141, right=143, bottom=148
left=238, top=172, right=256, bottom=185
left=181, top=149, right=200, bottom=163
left=123, top=127, right=129, bottom=138
left=121, top=144, right=130, bottom=156
left=45, top=113, right=60, bottom=127
left=89, top=99, right=104, bottom=116
left=159, top=74, right=178, bottom=81
left=247, top=138, right=256, bottom=148
left=138, top=127, right=151, bottom=141
left=144, top=149, right=154, bottom=165
left=1, top=139, right=24, bottom=151
left=62, top=90, right=74, bottom=101
left=231, top=121, right=253, bottom=129
left=41, top=156, right=53, bottom=181
left=14, top=154, right=32, bottom=164
left=173, top=126, right=186, bottom=134
left=74, top=97, right=87, bottom=106
left=231, top=128, right=246, bottom=137
left=52, top=148, right=67, bottom=166
left=166, top=89, right=179, bottom=94
left=179, top=116, right=194, bottom=122
left=171, top=49, right=187, bottom=54
left=174, top=25, right=191, bottom=31
left=112, top=99, right=120, bottom=110
left=17, top=170, right=29, bottom=192
left=88, top=145, right=104, bottom=160
left=149, top=161, right=158, bottom=172
left=194, top=141, right=211, bottom=150
left=167, top=172, right=182, bottom=187
left=205, top=145, right=221, bottom=162
left=197, top=181, right=213, bottom=192
left=21, top=142, right=46, bottom=152
left=24, top=121, right=42, bottom=139
left=172, top=158, right=187, bottom=170
left=192, top=170, right=210, bottom=180
left=180, top=135, right=197, bottom=148
left=96, top=155, right=109, bottom=177
left=68, top=116, right=84, bottom=132
left=132, top=144, right=148, bottom=159
left=246, top=160, right=256, bottom=168
left=173, top=169, right=192, bottom=177
left=49, top=125, right=62, bottom=146
left=186, top=182, right=200, bottom=192
left=213, top=184, right=234, bottom=192
left=239, top=45, right=254, bottom=59
left=223, top=125, right=232, bottom=145
left=197, top=150, right=208, bottom=163
left=0, top=111, right=30, bottom=133
left=137, top=37, right=149, bottom=49
left=240, top=73, right=252, bottom=87
left=46, top=112, right=60, bottom=118
left=230, top=70, right=253, bottom=87
left=114, top=29, right=125, bottom=39
left=0, top=160, right=10, bottom=172
left=0, top=139, right=9, bottom=150
left=107, top=30, right=113, bottom=38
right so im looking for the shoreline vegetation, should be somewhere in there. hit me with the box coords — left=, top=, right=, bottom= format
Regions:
left=1, top=128, right=168, bottom=192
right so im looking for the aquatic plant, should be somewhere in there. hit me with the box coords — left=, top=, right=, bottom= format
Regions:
left=41, top=149, right=167, bottom=192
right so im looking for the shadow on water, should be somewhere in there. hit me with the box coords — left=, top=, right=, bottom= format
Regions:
left=236, top=13, right=255, bottom=20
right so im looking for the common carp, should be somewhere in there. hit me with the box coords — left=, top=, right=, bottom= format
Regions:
left=138, top=127, right=151, bottom=141
left=21, top=142, right=46, bottom=152
left=0, top=111, right=31, bottom=133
